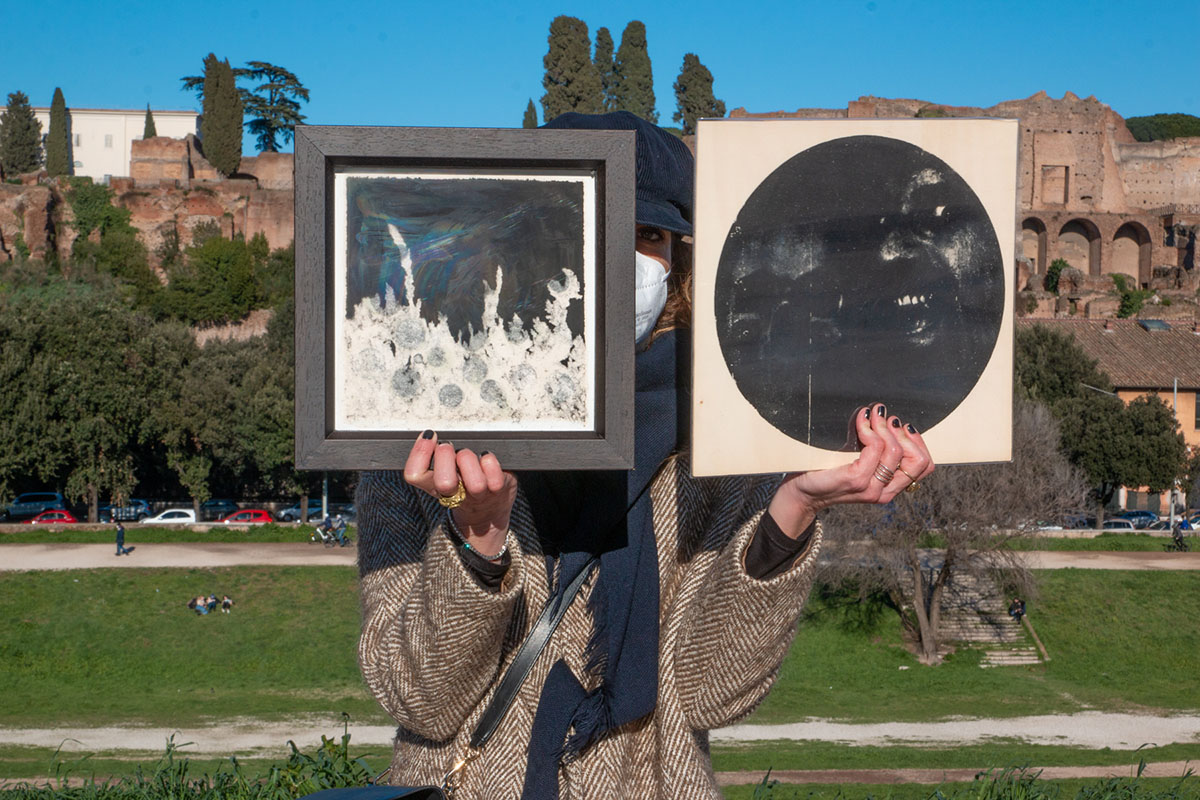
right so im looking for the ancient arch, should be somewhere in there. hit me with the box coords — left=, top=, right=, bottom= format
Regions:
left=1110, top=221, right=1151, bottom=286
left=1021, top=217, right=1048, bottom=275
left=1057, top=218, right=1102, bottom=276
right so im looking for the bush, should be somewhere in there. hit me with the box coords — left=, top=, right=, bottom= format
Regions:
left=153, top=234, right=266, bottom=324
left=1044, top=258, right=1069, bottom=293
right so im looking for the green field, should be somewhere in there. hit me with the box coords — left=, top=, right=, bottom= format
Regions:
left=1007, top=533, right=1177, bottom=551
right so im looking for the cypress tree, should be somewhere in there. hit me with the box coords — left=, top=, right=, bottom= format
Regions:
left=144, top=104, right=157, bottom=138
left=673, top=53, right=725, bottom=136
left=522, top=99, right=538, bottom=129
left=613, top=21, right=657, bottom=123
left=594, top=26, right=617, bottom=112
left=200, top=55, right=243, bottom=177
left=541, top=15, right=603, bottom=121
left=0, top=91, right=44, bottom=178
left=46, top=87, right=71, bottom=177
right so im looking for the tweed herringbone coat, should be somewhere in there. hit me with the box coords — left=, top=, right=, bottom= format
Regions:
left=356, top=454, right=822, bottom=799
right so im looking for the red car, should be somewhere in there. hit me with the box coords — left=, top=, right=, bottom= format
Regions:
left=218, top=508, right=273, bottom=525
left=25, top=509, right=79, bottom=524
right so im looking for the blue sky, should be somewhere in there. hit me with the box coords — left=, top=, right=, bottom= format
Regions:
left=5, top=0, right=1196, bottom=151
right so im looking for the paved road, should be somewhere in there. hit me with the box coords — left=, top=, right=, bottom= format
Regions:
left=3, top=543, right=1200, bottom=571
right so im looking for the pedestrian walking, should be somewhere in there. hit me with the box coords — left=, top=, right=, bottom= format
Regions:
left=115, top=520, right=131, bottom=556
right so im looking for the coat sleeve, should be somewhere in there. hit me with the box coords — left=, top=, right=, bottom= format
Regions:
left=670, top=473, right=822, bottom=731
left=356, top=470, right=526, bottom=742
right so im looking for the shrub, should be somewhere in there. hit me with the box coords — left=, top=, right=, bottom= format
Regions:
left=1045, top=258, right=1069, bottom=293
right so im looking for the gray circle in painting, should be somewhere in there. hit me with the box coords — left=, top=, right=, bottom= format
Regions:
left=508, top=363, right=536, bottom=388
left=426, top=347, right=445, bottom=367
left=394, top=318, right=426, bottom=349
left=439, top=384, right=463, bottom=408
left=546, top=373, right=576, bottom=408
left=390, top=366, right=421, bottom=398
left=480, top=379, right=506, bottom=408
left=463, top=355, right=488, bottom=384
left=714, top=135, right=1004, bottom=449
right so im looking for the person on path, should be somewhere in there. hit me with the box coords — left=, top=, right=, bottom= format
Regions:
left=114, top=520, right=131, bottom=556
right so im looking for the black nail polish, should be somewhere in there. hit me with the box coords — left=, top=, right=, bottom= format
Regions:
left=891, top=418, right=901, bottom=428
left=481, top=450, right=491, bottom=456
left=907, top=424, right=918, bottom=434
left=864, top=407, right=871, bottom=420
left=421, top=429, right=434, bottom=440
left=877, top=404, right=886, bottom=417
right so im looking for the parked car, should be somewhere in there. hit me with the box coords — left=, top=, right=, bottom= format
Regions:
left=142, top=508, right=197, bottom=525
left=1148, top=518, right=1193, bottom=531
left=1102, top=518, right=1136, bottom=530
left=276, top=500, right=325, bottom=522
left=3, top=492, right=69, bottom=522
left=98, top=499, right=152, bottom=523
left=199, top=499, right=238, bottom=521
left=219, top=509, right=273, bottom=525
left=1116, top=510, right=1159, bottom=529
left=24, top=509, right=79, bottom=524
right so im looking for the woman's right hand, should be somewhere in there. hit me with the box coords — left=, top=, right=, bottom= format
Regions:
left=403, top=430, right=517, bottom=554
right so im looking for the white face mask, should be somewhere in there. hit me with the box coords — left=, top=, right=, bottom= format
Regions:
left=634, top=250, right=670, bottom=343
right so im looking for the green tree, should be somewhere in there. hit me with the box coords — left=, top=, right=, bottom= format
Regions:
left=541, top=15, right=603, bottom=120
left=613, top=21, right=656, bottom=122
left=1125, top=113, right=1200, bottom=142
left=0, top=91, right=43, bottom=178
left=672, top=53, right=725, bottom=135
left=1044, top=257, right=1068, bottom=293
left=522, top=99, right=538, bottom=129
left=198, top=54, right=243, bottom=177
left=155, top=234, right=265, bottom=324
left=45, top=88, right=71, bottom=177
left=240, top=61, right=309, bottom=152
left=143, top=104, right=157, bottom=138
left=1015, top=324, right=1112, bottom=405
left=594, top=26, right=617, bottom=112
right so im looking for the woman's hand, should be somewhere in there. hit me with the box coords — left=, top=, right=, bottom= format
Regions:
left=768, top=403, right=935, bottom=538
left=403, top=430, right=518, bottom=556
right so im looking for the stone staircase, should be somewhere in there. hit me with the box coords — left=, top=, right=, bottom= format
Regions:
left=937, top=573, right=1043, bottom=667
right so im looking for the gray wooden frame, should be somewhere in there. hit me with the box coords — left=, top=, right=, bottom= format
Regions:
left=295, top=125, right=636, bottom=470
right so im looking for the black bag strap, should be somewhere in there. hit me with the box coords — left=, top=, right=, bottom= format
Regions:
left=468, top=556, right=597, bottom=749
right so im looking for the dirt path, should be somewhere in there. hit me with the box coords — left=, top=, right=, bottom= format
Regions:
left=714, top=761, right=1197, bottom=786
left=3, top=711, right=1197, bottom=755
left=3, top=543, right=1200, bottom=571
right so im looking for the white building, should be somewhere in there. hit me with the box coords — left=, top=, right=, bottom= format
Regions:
left=32, top=106, right=198, bottom=183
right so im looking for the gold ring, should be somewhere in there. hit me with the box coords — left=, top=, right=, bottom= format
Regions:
left=897, top=467, right=917, bottom=482
left=873, top=463, right=896, bottom=483
left=905, top=481, right=921, bottom=493
left=437, top=480, right=467, bottom=509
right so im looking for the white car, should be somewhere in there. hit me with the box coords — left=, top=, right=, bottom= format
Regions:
left=141, top=508, right=197, bottom=525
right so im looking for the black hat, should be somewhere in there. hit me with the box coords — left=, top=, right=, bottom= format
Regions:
left=542, top=111, right=694, bottom=236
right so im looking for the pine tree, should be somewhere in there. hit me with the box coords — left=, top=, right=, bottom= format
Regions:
left=522, top=99, right=538, bottom=129
left=241, top=61, right=309, bottom=152
left=673, top=53, right=725, bottom=135
left=143, top=104, right=157, bottom=138
left=200, top=55, right=243, bottom=177
left=540, top=15, right=603, bottom=121
left=0, top=91, right=44, bottom=178
left=613, top=21, right=656, bottom=123
left=46, top=87, right=71, bottom=177
left=594, top=26, right=617, bottom=112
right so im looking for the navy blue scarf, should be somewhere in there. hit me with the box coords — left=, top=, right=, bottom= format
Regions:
left=516, top=330, right=683, bottom=799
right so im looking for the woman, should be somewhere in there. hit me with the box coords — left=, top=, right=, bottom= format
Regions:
left=356, top=112, right=934, bottom=799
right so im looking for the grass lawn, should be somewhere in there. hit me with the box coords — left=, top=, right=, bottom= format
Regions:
left=1, top=567, right=1197, bottom=731
left=1007, top=534, right=1173, bottom=551
left=720, top=776, right=1198, bottom=799
left=0, top=566, right=384, bottom=727
left=0, top=523, right=340, bottom=544
left=748, top=569, right=1200, bottom=723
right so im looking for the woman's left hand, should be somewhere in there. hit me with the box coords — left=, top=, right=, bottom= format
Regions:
left=767, top=402, right=935, bottom=538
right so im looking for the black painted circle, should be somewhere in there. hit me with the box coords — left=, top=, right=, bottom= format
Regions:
left=715, top=135, right=1004, bottom=449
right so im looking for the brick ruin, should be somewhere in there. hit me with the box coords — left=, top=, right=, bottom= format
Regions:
left=731, top=91, right=1200, bottom=320
left=0, top=135, right=294, bottom=269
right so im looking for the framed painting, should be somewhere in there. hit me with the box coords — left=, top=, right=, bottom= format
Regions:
left=691, top=118, right=1018, bottom=476
left=295, top=125, right=636, bottom=470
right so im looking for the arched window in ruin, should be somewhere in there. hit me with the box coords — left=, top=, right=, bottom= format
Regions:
left=1021, top=217, right=1048, bottom=275
left=1056, top=218, right=1101, bottom=276
left=1111, top=222, right=1151, bottom=287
